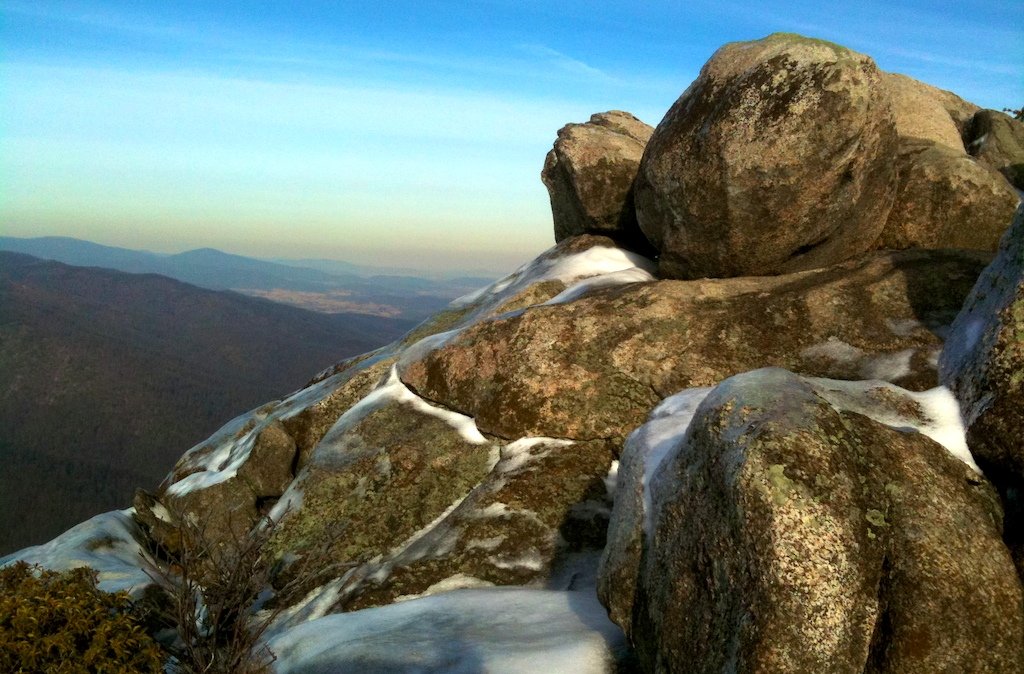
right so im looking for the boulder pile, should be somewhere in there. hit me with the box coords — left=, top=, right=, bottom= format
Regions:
left=6, top=32, right=1024, bottom=673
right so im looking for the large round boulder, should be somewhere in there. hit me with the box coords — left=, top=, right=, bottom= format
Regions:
left=542, top=111, right=653, bottom=251
left=876, top=138, right=1020, bottom=251
left=881, top=72, right=978, bottom=149
left=601, top=368, right=1023, bottom=672
left=635, top=33, right=898, bottom=279
left=967, top=109, right=1024, bottom=190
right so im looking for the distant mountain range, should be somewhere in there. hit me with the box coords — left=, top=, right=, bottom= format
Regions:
left=0, top=237, right=495, bottom=320
left=0, top=251, right=416, bottom=554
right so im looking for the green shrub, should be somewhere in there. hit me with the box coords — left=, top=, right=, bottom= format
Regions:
left=0, top=561, right=164, bottom=673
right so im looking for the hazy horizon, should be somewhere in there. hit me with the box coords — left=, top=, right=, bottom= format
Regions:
left=0, top=231, right=510, bottom=277
left=2, top=1, right=1021, bottom=273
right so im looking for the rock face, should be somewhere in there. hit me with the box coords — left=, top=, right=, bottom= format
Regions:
left=875, top=138, right=1020, bottom=251
left=132, top=354, right=397, bottom=555
left=967, top=109, right=1024, bottom=190
left=542, top=111, right=653, bottom=251
left=874, top=79, right=1020, bottom=253
left=600, top=368, right=1023, bottom=672
left=635, top=33, right=898, bottom=279
left=941, top=206, right=1024, bottom=484
left=882, top=72, right=978, bottom=149
left=128, top=235, right=654, bottom=621
left=401, top=248, right=989, bottom=442
left=941, top=205, right=1024, bottom=578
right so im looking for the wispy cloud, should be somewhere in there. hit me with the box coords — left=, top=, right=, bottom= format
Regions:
left=868, top=44, right=1021, bottom=76
left=517, top=44, right=619, bottom=83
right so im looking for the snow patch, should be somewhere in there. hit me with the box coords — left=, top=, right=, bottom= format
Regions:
left=603, top=460, right=619, bottom=497
left=465, top=536, right=505, bottom=551
left=801, top=336, right=865, bottom=363
left=450, top=245, right=655, bottom=310
left=380, top=367, right=488, bottom=444
left=396, top=328, right=464, bottom=372
left=623, top=387, right=715, bottom=538
left=544, top=267, right=656, bottom=305
left=264, top=575, right=350, bottom=639
left=497, top=437, right=573, bottom=474
left=150, top=501, right=173, bottom=524
left=394, top=574, right=496, bottom=603
left=165, top=370, right=355, bottom=496
left=860, top=348, right=914, bottom=381
left=886, top=317, right=924, bottom=338
left=391, top=492, right=473, bottom=562
left=801, top=337, right=917, bottom=381
left=267, top=587, right=628, bottom=674
left=266, top=479, right=305, bottom=523
left=165, top=422, right=262, bottom=496
left=474, top=502, right=515, bottom=519
left=491, top=549, right=545, bottom=571
left=810, top=378, right=979, bottom=472
left=0, top=510, right=159, bottom=596
left=317, top=367, right=488, bottom=453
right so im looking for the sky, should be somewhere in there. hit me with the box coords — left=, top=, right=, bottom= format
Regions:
left=1, top=1, right=1022, bottom=274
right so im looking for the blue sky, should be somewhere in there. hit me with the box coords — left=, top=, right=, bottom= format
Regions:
left=1, top=1, right=1021, bottom=272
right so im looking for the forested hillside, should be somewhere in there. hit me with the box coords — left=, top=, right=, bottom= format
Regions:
left=0, top=252, right=414, bottom=553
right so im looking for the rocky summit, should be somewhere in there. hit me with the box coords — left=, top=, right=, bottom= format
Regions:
left=4, top=33, right=1023, bottom=672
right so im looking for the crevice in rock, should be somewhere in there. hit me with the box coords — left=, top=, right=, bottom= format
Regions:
left=865, top=553, right=895, bottom=671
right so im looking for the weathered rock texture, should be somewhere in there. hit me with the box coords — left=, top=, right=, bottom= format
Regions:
left=267, top=393, right=498, bottom=589
left=132, top=354, right=396, bottom=554
left=542, top=111, right=653, bottom=250
left=875, top=138, right=1020, bottom=251
left=941, top=205, right=1024, bottom=577
left=967, top=109, right=1024, bottom=190
left=319, top=436, right=616, bottom=612
left=635, top=33, right=898, bottom=279
left=941, top=205, right=1024, bottom=484
left=132, top=234, right=655, bottom=615
left=882, top=72, right=978, bottom=149
left=402, top=248, right=989, bottom=442
left=603, top=368, right=1023, bottom=673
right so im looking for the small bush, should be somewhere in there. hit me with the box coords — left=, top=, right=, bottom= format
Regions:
left=141, top=504, right=351, bottom=674
left=0, top=561, right=164, bottom=673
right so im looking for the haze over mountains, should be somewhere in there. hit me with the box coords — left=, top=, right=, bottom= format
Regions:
left=0, top=236, right=495, bottom=320
left=0, top=250, right=417, bottom=553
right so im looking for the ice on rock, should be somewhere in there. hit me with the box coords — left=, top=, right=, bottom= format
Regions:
left=860, top=348, right=915, bottom=381
left=451, top=245, right=655, bottom=309
left=624, top=388, right=715, bottom=537
left=809, top=378, right=980, bottom=473
left=267, top=588, right=629, bottom=674
left=397, top=246, right=655, bottom=384
left=545, top=267, right=656, bottom=305
left=393, top=574, right=496, bottom=603
left=496, top=437, right=573, bottom=474
left=801, top=337, right=917, bottom=381
left=0, top=510, right=159, bottom=596
left=165, top=369, right=359, bottom=496
left=316, top=367, right=489, bottom=455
